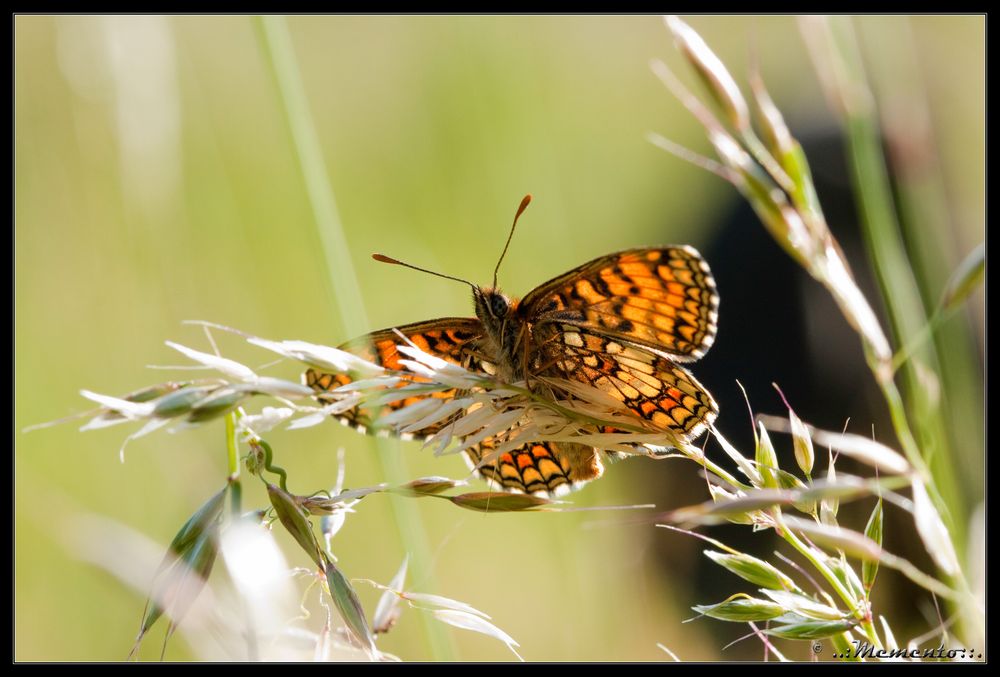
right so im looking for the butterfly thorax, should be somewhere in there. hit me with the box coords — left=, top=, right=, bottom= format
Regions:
left=473, top=287, right=530, bottom=382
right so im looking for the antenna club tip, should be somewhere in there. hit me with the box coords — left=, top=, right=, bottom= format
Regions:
left=515, top=194, right=532, bottom=217
left=372, top=253, right=397, bottom=264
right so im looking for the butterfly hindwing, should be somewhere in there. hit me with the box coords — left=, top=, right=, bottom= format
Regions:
left=464, top=437, right=604, bottom=497
left=305, top=318, right=484, bottom=439
left=521, top=246, right=719, bottom=361
left=535, top=323, right=719, bottom=441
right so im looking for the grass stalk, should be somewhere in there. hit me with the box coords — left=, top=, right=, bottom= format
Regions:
left=226, top=412, right=242, bottom=514
left=659, top=16, right=980, bottom=656
left=816, top=17, right=962, bottom=531
left=859, top=16, right=983, bottom=550
left=802, top=16, right=980, bottom=644
left=255, top=15, right=455, bottom=660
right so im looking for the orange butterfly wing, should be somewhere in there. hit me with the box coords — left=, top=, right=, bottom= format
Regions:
left=520, top=247, right=720, bottom=443
left=305, top=318, right=484, bottom=440
left=533, top=323, right=719, bottom=442
left=463, top=438, right=604, bottom=497
left=522, top=246, right=719, bottom=361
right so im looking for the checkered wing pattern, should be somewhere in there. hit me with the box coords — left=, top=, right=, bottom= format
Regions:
left=534, top=323, right=718, bottom=442
left=463, top=437, right=604, bottom=497
left=522, top=247, right=719, bottom=361
left=304, top=318, right=484, bottom=439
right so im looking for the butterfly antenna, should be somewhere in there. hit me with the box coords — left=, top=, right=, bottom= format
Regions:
left=492, top=194, right=532, bottom=289
left=372, top=253, right=476, bottom=289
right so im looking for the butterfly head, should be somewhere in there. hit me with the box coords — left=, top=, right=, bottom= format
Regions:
left=473, top=286, right=523, bottom=361
left=473, top=286, right=515, bottom=323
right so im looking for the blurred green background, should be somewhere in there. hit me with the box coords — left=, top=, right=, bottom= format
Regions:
left=15, top=16, right=984, bottom=661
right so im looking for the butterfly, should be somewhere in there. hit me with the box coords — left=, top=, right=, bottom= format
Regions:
left=305, top=196, right=719, bottom=497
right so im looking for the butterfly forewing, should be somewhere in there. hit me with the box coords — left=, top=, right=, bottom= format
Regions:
left=305, top=318, right=484, bottom=439
left=521, top=247, right=719, bottom=361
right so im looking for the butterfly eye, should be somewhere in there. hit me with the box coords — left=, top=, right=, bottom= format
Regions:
left=490, top=295, right=509, bottom=318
